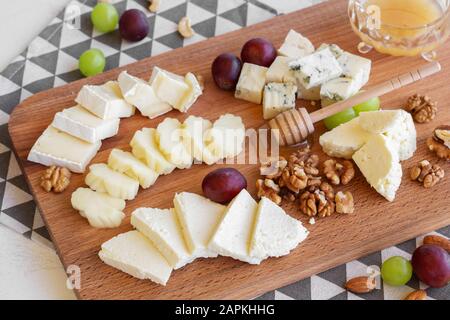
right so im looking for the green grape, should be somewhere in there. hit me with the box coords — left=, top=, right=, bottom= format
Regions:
left=353, top=97, right=381, bottom=115
left=79, top=49, right=105, bottom=77
left=323, top=107, right=356, bottom=130
left=91, top=3, right=119, bottom=33
left=381, top=256, right=413, bottom=286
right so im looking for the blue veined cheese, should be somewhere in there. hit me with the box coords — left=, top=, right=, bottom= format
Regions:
left=316, top=43, right=344, bottom=58
left=320, top=77, right=360, bottom=106
left=118, top=71, right=172, bottom=119
left=262, top=82, right=297, bottom=120
left=278, top=29, right=315, bottom=59
left=235, top=63, right=268, bottom=104
left=337, top=52, right=371, bottom=88
left=266, top=56, right=296, bottom=84
left=289, top=47, right=343, bottom=89
left=297, top=81, right=321, bottom=100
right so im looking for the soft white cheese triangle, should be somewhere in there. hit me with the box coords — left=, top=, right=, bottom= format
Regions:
left=250, top=197, right=309, bottom=260
left=130, top=128, right=176, bottom=175
left=71, top=187, right=125, bottom=228
left=352, top=134, right=402, bottom=201
left=173, top=192, right=226, bottom=258
left=28, top=126, right=101, bottom=173
left=131, top=208, right=194, bottom=269
left=85, top=163, right=139, bottom=200
left=99, top=230, right=172, bottom=285
left=209, top=189, right=261, bottom=265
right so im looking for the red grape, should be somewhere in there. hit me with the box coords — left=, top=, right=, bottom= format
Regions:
left=411, top=244, right=450, bottom=288
left=202, top=168, right=247, bottom=204
left=119, top=9, right=149, bottom=42
left=240, top=38, right=277, bottom=67
left=211, top=53, right=242, bottom=91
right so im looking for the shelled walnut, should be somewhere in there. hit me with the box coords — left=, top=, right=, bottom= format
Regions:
left=256, top=179, right=282, bottom=205
left=410, top=160, right=445, bottom=188
left=40, top=166, right=71, bottom=193
left=404, top=94, right=437, bottom=123
left=427, top=125, right=450, bottom=161
left=323, top=159, right=355, bottom=185
left=260, top=156, right=287, bottom=179
left=335, top=191, right=354, bottom=214
left=299, top=182, right=335, bottom=218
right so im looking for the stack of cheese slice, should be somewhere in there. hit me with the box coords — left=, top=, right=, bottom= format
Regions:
left=99, top=189, right=309, bottom=286
left=319, top=109, right=416, bottom=201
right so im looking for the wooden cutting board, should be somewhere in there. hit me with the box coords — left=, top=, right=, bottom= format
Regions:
left=8, top=0, right=450, bottom=300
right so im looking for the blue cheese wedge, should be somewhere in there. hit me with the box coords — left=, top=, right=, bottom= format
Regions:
left=337, top=52, right=371, bottom=88
left=235, top=63, right=268, bottom=104
left=130, top=128, right=176, bottom=175
left=71, top=187, right=125, bottom=228
left=262, top=82, right=297, bottom=120
left=27, top=126, right=101, bottom=173
left=209, top=189, right=262, bottom=264
left=118, top=71, right=172, bottom=119
left=131, top=208, right=195, bottom=269
left=289, top=47, right=343, bottom=89
left=353, top=134, right=402, bottom=201
left=52, top=105, right=119, bottom=143
left=250, top=197, right=308, bottom=261
left=316, top=43, right=344, bottom=58
left=320, top=77, right=360, bottom=105
left=107, top=149, right=159, bottom=189
left=266, top=56, right=296, bottom=84
left=75, top=81, right=135, bottom=119
left=85, top=163, right=139, bottom=200
left=99, top=230, right=172, bottom=285
left=278, top=29, right=315, bottom=59
left=173, top=192, right=226, bottom=258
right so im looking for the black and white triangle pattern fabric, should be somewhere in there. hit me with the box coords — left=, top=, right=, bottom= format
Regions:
left=0, top=0, right=448, bottom=300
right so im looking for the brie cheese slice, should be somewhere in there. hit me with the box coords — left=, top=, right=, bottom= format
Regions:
left=149, top=67, right=190, bottom=110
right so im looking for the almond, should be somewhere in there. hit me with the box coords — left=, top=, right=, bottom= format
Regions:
left=345, top=276, right=376, bottom=293
left=404, top=290, right=427, bottom=300
left=423, top=235, right=450, bottom=252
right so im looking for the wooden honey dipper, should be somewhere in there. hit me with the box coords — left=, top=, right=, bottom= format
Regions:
left=268, top=61, right=441, bottom=146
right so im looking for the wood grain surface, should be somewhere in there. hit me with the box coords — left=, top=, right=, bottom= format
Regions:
left=8, top=0, right=450, bottom=300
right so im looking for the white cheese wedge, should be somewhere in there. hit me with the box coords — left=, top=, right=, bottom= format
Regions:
left=289, top=47, right=343, bottom=89
left=27, top=126, right=101, bottom=173
left=173, top=192, right=226, bottom=258
left=52, top=105, right=119, bottom=143
left=107, top=148, right=159, bottom=189
left=71, top=187, right=125, bottom=228
left=85, top=163, right=139, bottom=200
left=262, top=82, right=297, bottom=120
left=131, top=208, right=194, bottom=269
left=117, top=71, right=172, bottom=119
left=99, top=230, right=172, bottom=285
left=266, top=56, right=296, bottom=84
left=149, top=67, right=190, bottom=110
left=204, top=114, right=245, bottom=163
left=183, top=115, right=215, bottom=163
left=250, top=197, right=309, bottom=260
left=75, top=81, right=135, bottom=119
left=359, top=110, right=416, bottom=161
left=316, top=43, right=344, bottom=58
left=209, top=189, right=261, bottom=264
left=352, top=134, right=402, bottom=201
left=156, top=118, right=193, bottom=169
left=337, top=52, right=371, bottom=88
left=297, top=81, right=321, bottom=100
left=130, top=128, right=176, bottom=175
left=235, top=63, right=268, bottom=104
left=320, top=77, right=360, bottom=105
left=278, top=29, right=315, bottom=59
left=319, top=117, right=375, bottom=159
left=177, top=72, right=203, bottom=112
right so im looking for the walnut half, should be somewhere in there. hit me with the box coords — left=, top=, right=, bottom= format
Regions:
left=410, top=160, right=445, bottom=188
left=404, top=94, right=437, bottom=123
left=40, top=166, right=71, bottom=193
left=323, top=159, right=355, bottom=185
left=256, top=179, right=282, bottom=205
left=335, top=191, right=354, bottom=214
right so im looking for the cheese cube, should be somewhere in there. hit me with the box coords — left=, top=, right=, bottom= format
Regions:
left=353, top=134, right=402, bottom=201
left=71, top=187, right=125, bottom=228
left=337, top=52, right=371, bottom=88
left=183, top=115, right=215, bottom=163
left=52, top=105, right=119, bottom=143
left=319, top=117, right=376, bottom=159
left=149, top=67, right=190, bottom=110
left=75, top=81, right=135, bottom=119
left=156, top=118, right=193, bottom=169
left=262, top=82, right=297, bottom=120
left=320, top=77, right=360, bottom=105
left=130, top=128, right=176, bottom=175
left=289, top=47, right=343, bottom=89
left=131, top=208, right=194, bottom=269
left=316, top=43, right=344, bottom=58
left=85, top=163, right=139, bottom=200
left=107, top=149, right=159, bottom=189
left=266, top=56, right=296, bottom=84
left=250, top=197, right=308, bottom=260
left=117, top=71, right=172, bottom=119
left=209, top=189, right=262, bottom=264
left=297, top=81, right=321, bottom=100
left=99, top=231, right=172, bottom=285
left=235, top=63, right=268, bottom=104
left=173, top=192, right=226, bottom=258
left=177, top=72, right=203, bottom=112
left=28, top=126, right=101, bottom=173
left=278, top=29, right=315, bottom=59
